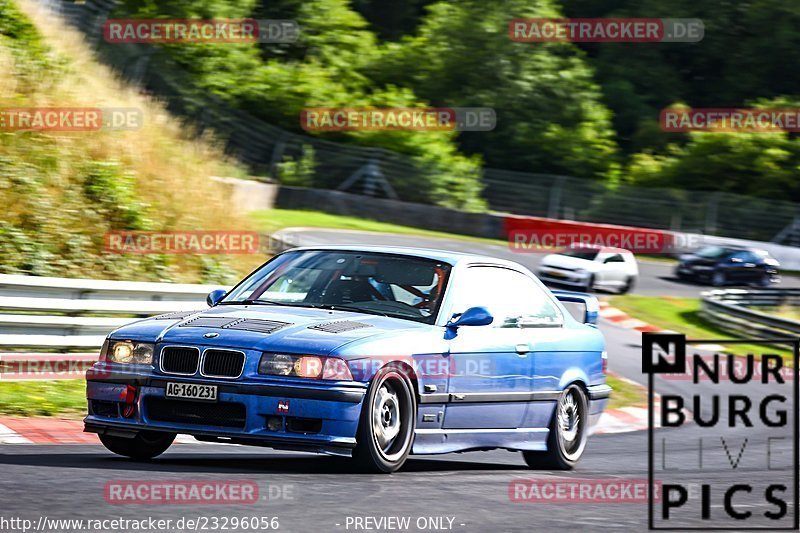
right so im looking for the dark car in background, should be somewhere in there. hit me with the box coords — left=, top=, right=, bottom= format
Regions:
left=675, top=245, right=780, bottom=287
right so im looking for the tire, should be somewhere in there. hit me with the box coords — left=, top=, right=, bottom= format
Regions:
left=99, top=431, right=176, bottom=460
left=580, top=275, right=595, bottom=293
left=352, top=366, right=416, bottom=473
left=755, top=273, right=772, bottom=288
left=522, top=384, right=589, bottom=470
left=711, top=271, right=726, bottom=287
left=618, top=276, right=635, bottom=294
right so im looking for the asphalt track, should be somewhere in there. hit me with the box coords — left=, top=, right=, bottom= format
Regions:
left=0, top=229, right=796, bottom=532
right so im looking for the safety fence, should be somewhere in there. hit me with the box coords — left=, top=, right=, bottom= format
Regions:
left=700, top=288, right=800, bottom=339
left=0, top=274, right=216, bottom=353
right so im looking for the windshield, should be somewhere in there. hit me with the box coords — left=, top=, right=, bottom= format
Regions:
left=222, top=250, right=451, bottom=324
left=695, top=246, right=733, bottom=259
left=557, top=248, right=599, bottom=261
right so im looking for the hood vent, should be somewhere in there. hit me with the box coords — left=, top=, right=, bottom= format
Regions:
left=176, top=316, right=290, bottom=334
left=179, top=316, right=237, bottom=328
left=309, top=321, right=373, bottom=334
left=223, top=318, right=291, bottom=334
left=154, top=310, right=202, bottom=320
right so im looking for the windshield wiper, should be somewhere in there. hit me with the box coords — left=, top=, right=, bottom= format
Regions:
left=311, top=303, right=390, bottom=317
left=219, top=299, right=296, bottom=307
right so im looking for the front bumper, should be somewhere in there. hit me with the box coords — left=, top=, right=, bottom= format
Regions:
left=536, top=267, right=591, bottom=287
left=675, top=264, right=713, bottom=280
left=85, top=366, right=367, bottom=456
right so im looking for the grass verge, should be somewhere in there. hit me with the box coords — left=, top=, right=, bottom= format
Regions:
left=609, top=294, right=793, bottom=359
left=0, top=380, right=86, bottom=418
left=606, top=374, right=646, bottom=410
left=250, top=209, right=506, bottom=247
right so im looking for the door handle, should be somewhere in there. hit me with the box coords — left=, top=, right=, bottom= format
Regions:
left=515, top=343, right=530, bottom=356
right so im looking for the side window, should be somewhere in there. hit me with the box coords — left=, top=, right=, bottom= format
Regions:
left=603, top=254, right=624, bottom=263
left=729, top=251, right=752, bottom=262
left=452, top=267, right=562, bottom=327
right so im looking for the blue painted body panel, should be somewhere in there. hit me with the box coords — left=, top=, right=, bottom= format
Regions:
left=85, top=246, right=608, bottom=457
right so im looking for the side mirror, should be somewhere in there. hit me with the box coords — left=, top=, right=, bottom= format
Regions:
left=206, top=289, right=227, bottom=307
left=448, top=306, right=493, bottom=328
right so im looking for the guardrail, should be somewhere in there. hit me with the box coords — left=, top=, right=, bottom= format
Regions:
left=0, top=275, right=222, bottom=351
left=700, top=288, right=800, bottom=339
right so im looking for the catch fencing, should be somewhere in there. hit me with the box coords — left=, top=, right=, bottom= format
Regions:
left=39, top=0, right=800, bottom=243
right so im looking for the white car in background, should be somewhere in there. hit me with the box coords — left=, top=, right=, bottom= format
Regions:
left=535, top=245, right=638, bottom=293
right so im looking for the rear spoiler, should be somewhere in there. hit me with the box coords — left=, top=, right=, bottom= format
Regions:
left=551, top=290, right=599, bottom=325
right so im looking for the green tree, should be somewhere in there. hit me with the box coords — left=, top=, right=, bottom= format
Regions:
left=374, top=0, right=620, bottom=179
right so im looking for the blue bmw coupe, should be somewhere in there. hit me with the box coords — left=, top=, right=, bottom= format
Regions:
left=85, top=246, right=610, bottom=472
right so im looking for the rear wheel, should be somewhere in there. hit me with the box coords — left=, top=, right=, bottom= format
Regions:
left=523, top=384, right=588, bottom=470
left=711, top=271, right=726, bottom=287
left=99, top=431, right=175, bottom=460
left=352, top=367, right=416, bottom=473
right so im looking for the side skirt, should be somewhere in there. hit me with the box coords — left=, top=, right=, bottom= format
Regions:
left=411, top=427, right=549, bottom=455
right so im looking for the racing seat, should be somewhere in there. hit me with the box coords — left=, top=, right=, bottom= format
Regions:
left=322, top=278, right=376, bottom=304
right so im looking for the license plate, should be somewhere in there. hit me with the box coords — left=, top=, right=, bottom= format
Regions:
left=548, top=271, right=566, bottom=278
left=165, top=382, right=217, bottom=402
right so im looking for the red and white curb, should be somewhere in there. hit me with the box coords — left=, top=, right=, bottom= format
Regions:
left=593, top=304, right=663, bottom=434
left=0, top=421, right=33, bottom=444
left=0, top=419, right=199, bottom=445
left=0, top=407, right=660, bottom=445
left=591, top=374, right=657, bottom=435
left=598, top=301, right=665, bottom=333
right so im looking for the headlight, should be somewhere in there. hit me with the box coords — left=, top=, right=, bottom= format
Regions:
left=104, top=340, right=154, bottom=365
left=258, top=353, right=353, bottom=380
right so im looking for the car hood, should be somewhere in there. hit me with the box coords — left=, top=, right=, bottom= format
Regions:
left=539, top=254, right=600, bottom=272
left=109, top=305, right=427, bottom=356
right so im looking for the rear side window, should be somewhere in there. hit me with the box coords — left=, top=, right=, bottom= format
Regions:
left=730, top=251, right=759, bottom=262
left=452, top=266, right=562, bottom=327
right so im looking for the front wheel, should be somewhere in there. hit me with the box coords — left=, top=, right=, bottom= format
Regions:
left=580, top=274, right=595, bottom=293
left=99, top=431, right=175, bottom=460
left=352, top=367, right=416, bottom=473
left=618, top=276, right=636, bottom=294
left=522, top=384, right=588, bottom=470
left=711, top=271, right=726, bottom=287
left=755, top=272, right=772, bottom=287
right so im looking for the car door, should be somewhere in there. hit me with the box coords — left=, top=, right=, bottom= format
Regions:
left=740, top=251, right=764, bottom=283
left=596, top=252, right=626, bottom=289
left=726, top=250, right=757, bottom=283
left=443, top=266, right=537, bottom=429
